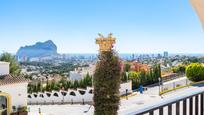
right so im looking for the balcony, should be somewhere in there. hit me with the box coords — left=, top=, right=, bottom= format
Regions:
left=128, top=89, right=204, bottom=115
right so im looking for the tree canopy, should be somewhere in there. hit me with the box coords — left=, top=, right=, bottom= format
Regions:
left=186, top=63, right=204, bottom=82
left=28, top=75, right=93, bottom=93
left=127, top=64, right=161, bottom=89
left=0, top=53, right=21, bottom=76
left=94, top=50, right=121, bottom=115
left=172, top=64, right=186, bottom=73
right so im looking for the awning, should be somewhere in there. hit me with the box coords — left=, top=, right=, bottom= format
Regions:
left=190, top=0, right=204, bottom=28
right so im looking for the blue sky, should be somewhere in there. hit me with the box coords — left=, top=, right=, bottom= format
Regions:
left=0, top=0, right=203, bottom=54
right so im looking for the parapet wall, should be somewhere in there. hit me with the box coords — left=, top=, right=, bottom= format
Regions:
left=28, top=81, right=132, bottom=105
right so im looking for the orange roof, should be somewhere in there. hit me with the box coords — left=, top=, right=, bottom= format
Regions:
left=0, top=74, right=29, bottom=86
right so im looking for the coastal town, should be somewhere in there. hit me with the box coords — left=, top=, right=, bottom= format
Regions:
left=0, top=34, right=204, bottom=115
left=0, top=0, right=204, bottom=115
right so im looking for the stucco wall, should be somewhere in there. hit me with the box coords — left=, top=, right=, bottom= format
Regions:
left=0, top=83, right=28, bottom=108
left=28, top=81, right=132, bottom=104
left=0, top=62, right=9, bottom=75
left=120, top=80, right=132, bottom=95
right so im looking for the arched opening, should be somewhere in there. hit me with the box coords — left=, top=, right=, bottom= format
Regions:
left=46, top=93, right=51, bottom=97
left=28, top=95, right=32, bottom=98
left=0, top=92, right=11, bottom=115
left=89, top=89, right=93, bottom=94
left=78, top=90, right=86, bottom=95
left=33, top=94, right=38, bottom=98
left=70, top=92, right=76, bottom=96
left=53, top=93, right=59, bottom=97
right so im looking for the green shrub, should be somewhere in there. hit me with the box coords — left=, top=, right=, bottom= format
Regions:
left=163, top=87, right=168, bottom=91
left=172, top=64, right=186, bottom=73
left=94, top=50, right=121, bottom=115
left=12, top=106, right=17, bottom=112
left=176, top=84, right=181, bottom=87
left=17, top=106, right=27, bottom=112
left=186, top=63, right=204, bottom=82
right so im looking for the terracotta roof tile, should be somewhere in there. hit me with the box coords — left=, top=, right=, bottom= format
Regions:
left=0, top=74, right=29, bottom=86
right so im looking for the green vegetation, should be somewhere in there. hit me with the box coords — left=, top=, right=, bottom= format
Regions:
left=186, top=63, right=204, bottom=82
left=123, top=64, right=161, bottom=90
left=94, top=50, right=121, bottom=115
left=121, top=63, right=130, bottom=82
left=0, top=53, right=21, bottom=76
left=172, top=64, right=186, bottom=73
left=28, top=74, right=92, bottom=93
left=124, top=63, right=131, bottom=72
left=20, top=61, right=82, bottom=77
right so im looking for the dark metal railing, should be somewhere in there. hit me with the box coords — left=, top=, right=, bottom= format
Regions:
left=127, top=89, right=204, bottom=115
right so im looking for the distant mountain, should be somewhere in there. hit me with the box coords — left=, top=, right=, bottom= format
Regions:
left=16, top=40, right=58, bottom=60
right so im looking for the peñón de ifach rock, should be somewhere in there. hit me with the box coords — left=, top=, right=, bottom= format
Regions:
left=16, top=40, right=58, bottom=61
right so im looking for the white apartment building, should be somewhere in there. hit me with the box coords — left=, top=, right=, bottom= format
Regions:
left=69, top=65, right=95, bottom=81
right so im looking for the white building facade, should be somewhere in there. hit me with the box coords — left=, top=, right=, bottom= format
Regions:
left=0, top=82, right=28, bottom=108
left=69, top=65, right=95, bottom=81
left=0, top=62, right=9, bottom=75
left=0, top=61, right=28, bottom=114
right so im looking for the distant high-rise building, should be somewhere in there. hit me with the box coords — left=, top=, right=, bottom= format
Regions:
left=163, top=51, right=168, bottom=58
left=132, top=54, right=135, bottom=60
left=157, top=53, right=162, bottom=58
left=151, top=54, right=155, bottom=58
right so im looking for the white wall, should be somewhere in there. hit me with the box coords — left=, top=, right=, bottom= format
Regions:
left=119, top=81, right=132, bottom=95
left=69, top=72, right=84, bottom=81
left=0, top=83, right=28, bottom=108
left=28, top=87, right=93, bottom=104
left=28, top=81, right=132, bottom=104
left=0, top=62, right=9, bottom=75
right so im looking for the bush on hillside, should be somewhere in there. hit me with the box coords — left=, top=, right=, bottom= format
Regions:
left=186, top=63, right=204, bottom=82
